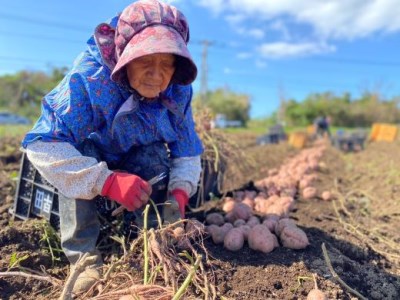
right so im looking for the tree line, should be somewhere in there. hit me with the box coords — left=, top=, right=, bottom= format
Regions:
left=0, top=68, right=68, bottom=120
left=283, top=91, right=400, bottom=127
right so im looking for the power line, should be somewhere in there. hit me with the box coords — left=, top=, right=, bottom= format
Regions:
left=0, top=12, right=91, bottom=32
left=0, top=55, right=70, bottom=65
left=310, top=56, right=400, bottom=66
left=0, top=30, right=84, bottom=44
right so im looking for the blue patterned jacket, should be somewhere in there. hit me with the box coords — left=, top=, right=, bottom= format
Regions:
left=22, top=17, right=203, bottom=165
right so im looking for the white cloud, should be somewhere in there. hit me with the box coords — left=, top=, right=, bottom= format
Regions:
left=226, top=14, right=264, bottom=39
left=195, top=0, right=400, bottom=40
left=258, top=42, right=336, bottom=58
left=225, top=14, right=246, bottom=26
left=197, top=0, right=225, bottom=14
left=248, top=28, right=265, bottom=39
left=161, top=0, right=182, bottom=4
left=237, top=52, right=252, bottom=59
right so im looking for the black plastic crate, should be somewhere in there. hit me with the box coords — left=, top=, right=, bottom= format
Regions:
left=13, top=152, right=60, bottom=230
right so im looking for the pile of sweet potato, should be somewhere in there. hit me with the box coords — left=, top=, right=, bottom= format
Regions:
left=206, top=211, right=309, bottom=252
left=205, top=141, right=333, bottom=253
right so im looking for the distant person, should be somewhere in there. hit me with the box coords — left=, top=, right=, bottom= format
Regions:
left=20, top=0, right=202, bottom=294
left=314, top=115, right=331, bottom=138
left=268, top=124, right=282, bottom=144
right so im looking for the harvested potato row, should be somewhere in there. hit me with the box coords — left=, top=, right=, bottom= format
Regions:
left=205, top=143, right=329, bottom=253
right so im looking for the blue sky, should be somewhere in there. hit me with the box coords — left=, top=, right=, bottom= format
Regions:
left=1, top=0, right=400, bottom=118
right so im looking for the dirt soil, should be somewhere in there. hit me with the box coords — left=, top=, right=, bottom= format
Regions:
left=0, top=133, right=399, bottom=300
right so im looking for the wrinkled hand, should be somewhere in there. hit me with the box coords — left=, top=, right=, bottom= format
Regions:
left=101, top=172, right=152, bottom=211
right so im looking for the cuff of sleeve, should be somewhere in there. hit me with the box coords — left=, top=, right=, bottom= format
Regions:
left=168, top=181, right=192, bottom=197
left=101, top=172, right=115, bottom=196
left=95, top=165, right=114, bottom=196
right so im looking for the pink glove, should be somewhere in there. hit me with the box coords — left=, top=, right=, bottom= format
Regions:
left=101, top=172, right=152, bottom=211
left=170, top=189, right=189, bottom=218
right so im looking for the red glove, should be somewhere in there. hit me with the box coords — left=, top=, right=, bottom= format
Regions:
left=170, top=189, right=189, bottom=218
left=101, top=172, right=152, bottom=211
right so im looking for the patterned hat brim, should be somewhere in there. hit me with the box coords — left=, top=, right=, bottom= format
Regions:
left=111, top=25, right=197, bottom=86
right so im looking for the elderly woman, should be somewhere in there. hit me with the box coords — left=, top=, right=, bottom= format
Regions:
left=21, top=0, right=202, bottom=293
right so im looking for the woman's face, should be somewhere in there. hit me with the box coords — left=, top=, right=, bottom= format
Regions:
left=126, top=53, right=176, bottom=98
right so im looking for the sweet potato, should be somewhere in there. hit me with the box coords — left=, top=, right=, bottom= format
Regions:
left=302, top=187, right=317, bottom=199
left=206, top=212, right=225, bottom=226
left=264, top=213, right=280, bottom=222
left=206, top=225, right=219, bottom=241
left=224, top=212, right=236, bottom=223
left=321, top=191, right=332, bottom=201
left=224, top=228, right=245, bottom=251
left=307, top=158, right=318, bottom=170
left=299, top=178, right=311, bottom=189
left=222, top=198, right=236, bottom=212
left=267, top=185, right=279, bottom=196
left=275, top=218, right=296, bottom=235
left=271, top=233, right=280, bottom=248
left=238, top=225, right=251, bottom=240
left=248, top=224, right=277, bottom=253
left=207, top=223, right=233, bottom=244
left=264, top=203, right=288, bottom=217
left=254, top=193, right=268, bottom=204
left=307, top=289, right=327, bottom=300
left=279, top=225, right=309, bottom=249
left=221, top=223, right=234, bottom=235
left=262, top=217, right=278, bottom=233
left=254, top=197, right=271, bottom=214
left=318, top=161, right=327, bottom=171
left=278, top=196, right=295, bottom=212
left=242, top=197, right=255, bottom=209
left=280, top=187, right=297, bottom=197
left=232, top=203, right=252, bottom=221
left=246, top=216, right=260, bottom=227
left=255, top=194, right=280, bottom=214
left=267, top=195, right=280, bottom=204
left=307, top=274, right=327, bottom=300
left=173, top=226, right=185, bottom=240
left=233, top=219, right=246, bottom=227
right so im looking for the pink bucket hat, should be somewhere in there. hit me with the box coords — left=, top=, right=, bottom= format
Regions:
left=110, top=0, right=197, bottom=86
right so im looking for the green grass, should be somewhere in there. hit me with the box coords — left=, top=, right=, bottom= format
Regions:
left=0, top=125, right=31, bottom=138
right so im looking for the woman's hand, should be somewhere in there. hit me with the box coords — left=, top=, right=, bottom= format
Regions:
left=101, top=172, right=152, bottom=211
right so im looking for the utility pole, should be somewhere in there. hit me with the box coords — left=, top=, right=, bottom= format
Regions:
left=200, top=40, right=213, bottom=103
left=278, top=84, right=286, bottom=126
